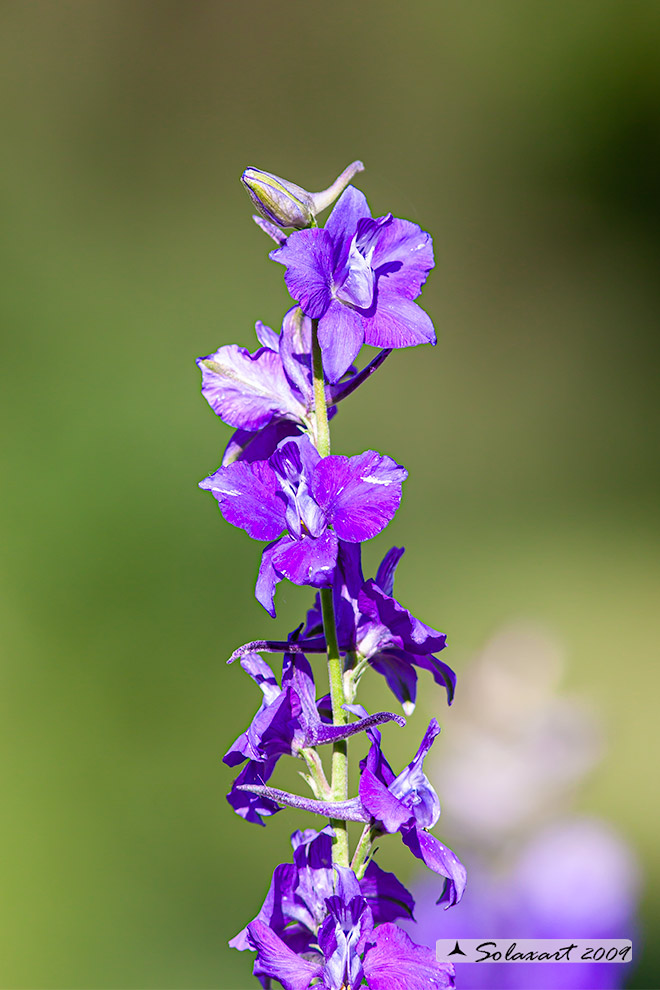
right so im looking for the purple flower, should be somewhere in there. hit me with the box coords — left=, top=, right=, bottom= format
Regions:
left=230, top=543, right=455, bottom=712
left=241, top=851, right=455, bottom=989
left=359, top=719, right=467, bottom=908
left=271, top=186, right=436, bottom=382
left=197, top=307, right=391, bottom=466
left=223, top=652, right=405, bottom=824
left=231, top=826, right=416, bottom=956
left=200, top=434, right=407, bottom=615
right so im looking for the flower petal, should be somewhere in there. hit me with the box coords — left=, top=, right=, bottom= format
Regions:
left=317, top=300, right=365, bottom=384
left=374, top=546, right=406, bottom=596
left=400, top=826, right=467, bottom=907
left=363, top=923, right=455, bottom=990
left=227, top=760, right=280, bottom=826
left=312, top=451, right=407, bottom=542
left=256, top=539, right=285, bottom=616
left=221, top=421, right=303, bottom=467
left=271, top=531, right=338, bottom=588
left=359, top=861, right=416, bottom=924
left=199, top=459, right=286, bottom=541
left=363, top=288, right=436, bottom=348
left=254, top=320, right=280, bottom=351
left=324, top=186, right=372, bottom=259
left=358, top=581, right=447, bottom=654
left=359, top=767, right=413, bottom=833
left=271, top=228, right=334, bottom=319
left=279, top=306, right=313, bottom=405
left=247, top=920, right=322, bottom=990
left=370, top=651, right=418, bottom=714
left=371, top=217, right=435, bottom=300
left=197, top=344, right=305, bottom=430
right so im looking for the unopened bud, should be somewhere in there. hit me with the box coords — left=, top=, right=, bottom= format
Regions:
left=241, top=160, right=365, bottom=230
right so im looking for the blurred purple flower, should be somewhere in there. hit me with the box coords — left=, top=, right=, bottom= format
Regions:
left=271, top=186, right=436, bottom=382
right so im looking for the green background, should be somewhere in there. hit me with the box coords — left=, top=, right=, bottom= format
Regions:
left=1, top=2, right=658, bottom=987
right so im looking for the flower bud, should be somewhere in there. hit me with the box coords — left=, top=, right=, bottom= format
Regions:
left=241, top=160, right=365, bottom=230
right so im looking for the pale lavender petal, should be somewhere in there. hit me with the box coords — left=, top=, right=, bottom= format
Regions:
left=200, top=459, right=286, bottom=541
left=363, top=923, right=455, bottom=990
left=270, top=227, right=334, bottom=319
left=371, top=217, right=435, bottom=300
left=254, top=320, right=280, bottom=351
left=358, top=581, right=447, bottom=653
left=317, top=300, right=365, bottom=384
left=312, top=451, right=407, bottom=542
left=328, top=348, right=392, bottom=404
left=400, top=826, right=467, bottom=907
left=256, top=539, right=285, bottom=616
left=239, top=652, right=280, bottom=704
left=221, top=420, right=302, bottom=467
left=279, top=306, right=313, bottom=404
left=359, top=860, right=416, bottom=924
left=197, top=344, right=306, bottom=430
left=247, top=920, right=322, bottom=990
left=324, top=185, right=372, bottom=253
left=270, top=435, right=325, bottom=539
left=252, top=214, right=288, bottom=245
left=359, top=767, right=412, bottom=833
left=363, top=288, right=436, bottom=348
left=374, top=546, right=406, bottom=596
left=235, top=784, right=370, bottom=822
left=271, top=531, right=338, bottom=588
left=389, top=718, right=441, bottom=828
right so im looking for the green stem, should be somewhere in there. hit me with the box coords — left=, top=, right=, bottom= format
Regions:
left=350, top=824, right=377, bottom=879
left=311, top=317, right=350, bottom=868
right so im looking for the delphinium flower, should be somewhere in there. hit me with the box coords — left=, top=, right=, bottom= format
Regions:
left=196, top=161, right=460, bottom=988
left=401, top=625, right=640, bottom=989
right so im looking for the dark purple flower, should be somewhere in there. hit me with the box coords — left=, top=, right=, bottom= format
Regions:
left=271, top=186, right=436, bottom=382
left=223, top=653, right=405, bottom=823
left=242, top=853, right=454, bottom=989
left=230, top=543, right=455, bottom=712
left=231, top=826, right=416, bottom=955
left=359, top=720, right=467, bottom=908
left=200, top=434, right=407, bottom=615
left=197, top=307, right=391, bottom=466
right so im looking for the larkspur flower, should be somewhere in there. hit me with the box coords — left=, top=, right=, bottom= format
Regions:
left=271, top=185, right=436, bottom=382
left=223, top=652, right=405, bottom=824
left=197, top=307, right=391, bottom=466
left=245, top=861, right=455, bottom=989
left=229, top=542, right=456, bottom=714
left=200, top=434, right=406, bottom=615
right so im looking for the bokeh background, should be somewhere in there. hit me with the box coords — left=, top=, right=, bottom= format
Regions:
left=1, top=2, right=658, bottom=987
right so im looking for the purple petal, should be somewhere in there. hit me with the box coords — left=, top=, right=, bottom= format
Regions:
left=279, top=306, right=313, bottom=405
left=270, top=227, right=334, bottom=319
left=359, top=767, right=412, bottom=833
left=312, top=451, right=407, bottom=542
left=359, top=861, right=416, bottom=924
left=370, top=651, right=418, bottom=714
left=235, top=784, right=370, bottom=822
left=324, top=186, right=372, bottom=253
left=281, top=653, right=317, bottom=729
left=400, top=826, right=467, bottom=907
left=254, top=320, right=280, bottom=351
left=360, top=728, right=396, bottom=787
left=270, top=435, right=325, bottom=539
left=329, top=348, right=392, bottom=406
left=409, top=651, right=456, bottom=705
left=239, top=652, right=280, bottom=703
left=229, top=861, right=296, bottom=951
left=227, top=760, right=280, bottom=826
left=388, top=719, right=441, bottom=829
left=337, top=540, right=365, bottom=598
left=255, top=538, right=285, bottom=617
left=363, top=288, right=436, bottom=348
left=371, top=217, right=435, bottom=300
left=247, top=920, right=322, bottom=990
left=252, top=214, right=288, bottom=246
left=358, top=581, right=447, bottom=654
left=221, top=420, right=302, bottom=467
left=374, top=546, right=405, bottom=596
left=270, top=531, right=338, bottom=588
left=363, top=923, right=455, bottom=990
left=197, top=344, right=305, bottom=430
left=199, top=459, right=286, bottom=541
left=317, top=300, right=365, bottom=384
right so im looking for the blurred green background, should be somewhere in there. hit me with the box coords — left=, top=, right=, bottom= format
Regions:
left=1, top=2, right=658, bottom=987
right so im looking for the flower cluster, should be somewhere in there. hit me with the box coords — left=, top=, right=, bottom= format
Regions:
left=197, top=162, right=464, bottom=988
